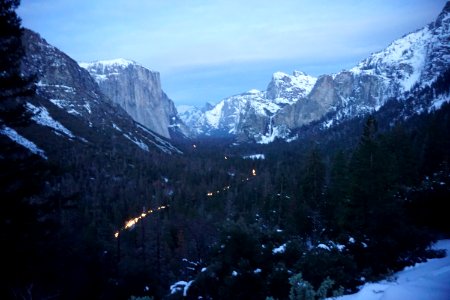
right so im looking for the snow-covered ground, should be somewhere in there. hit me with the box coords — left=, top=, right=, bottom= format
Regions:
left=330, top=239, right=450, bottom=300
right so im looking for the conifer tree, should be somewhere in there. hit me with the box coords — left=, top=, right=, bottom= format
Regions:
left=0, top=0, right=35, bottom=127
left=348, top=115, right=380, bottom=232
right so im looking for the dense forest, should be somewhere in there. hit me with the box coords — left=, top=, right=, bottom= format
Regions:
left=1, top=1, right=450, bottom=299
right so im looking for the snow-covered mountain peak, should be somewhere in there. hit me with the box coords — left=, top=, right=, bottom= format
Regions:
left=272, top=71, right=289, bottom=80
left=267, top=70, right=317, bottom=104
left=350, top=2, right=449, bottom=95
left=79, top=58, right=158, bottom=84
left=79, top=58, right=136, bottom=69
left=350, top=26, right=431, bottom=92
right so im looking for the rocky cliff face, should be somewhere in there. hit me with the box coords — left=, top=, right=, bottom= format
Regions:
left=18, top=29, right=181, bottom=156
left=183, top=2, right=450, bottom=143
left=80, top=59, right=186, bottom=139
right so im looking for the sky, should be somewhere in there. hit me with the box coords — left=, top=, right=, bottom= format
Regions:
left=18, top=0, right=447, bottom=107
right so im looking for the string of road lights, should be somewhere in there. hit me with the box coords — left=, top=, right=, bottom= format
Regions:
left=114, top=205, right=169, bottom=238
left=114, top=169, right=256, bottom=238
left=114, top=144, right=258, bottom=238
left=206, top=168, right=256, bottom=197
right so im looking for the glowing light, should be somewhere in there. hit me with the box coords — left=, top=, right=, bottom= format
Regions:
left=207, top=192, right=213, bottom=196
left=193, top=144, right=197, bottom=148
left=252, top=169, right=256, bottom=176
left=114, top=204, right=169, bottom=237
left=224, top=156, right=228, bottom=160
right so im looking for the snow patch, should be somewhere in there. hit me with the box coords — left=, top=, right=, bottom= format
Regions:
left=204, top=100, right=224, bottom=128
left=243, top=154, right=265, bottom=160
left=317, top=244, right=331, bottom=251
left=83, top=102, right=91, bottom=114
left=0, top=126, right=47, bottom=159
left=27, top=103, right=75, bottom=138
left=112, top=123, right=122, bottom=132
left=430, top=94, right=450, bottom=111
left=170, top=280, right=193, bottom=297
left=273, top=243, right=287, bottom=254
left=330, top=240, right=450, bottom=300
left=49, top=98, right=70, bottom=109
left=123, top=133, right=149, bottom=152
left=79, top=58, right=135, bottom=69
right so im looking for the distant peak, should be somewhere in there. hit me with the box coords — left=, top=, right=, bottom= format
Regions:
left=272, top=71, right=314, bottom=80
left=176, top=105, right=195, bottom=114
left=272, top=71, right=289, bottom=80
left=292, top=70, right=306, bottom=77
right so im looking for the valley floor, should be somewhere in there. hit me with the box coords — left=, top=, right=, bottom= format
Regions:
left=330, top=239, right=450, bottom=300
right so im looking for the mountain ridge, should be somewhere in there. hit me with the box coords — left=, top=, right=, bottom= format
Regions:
left=180, top=3, right=450, bottom=143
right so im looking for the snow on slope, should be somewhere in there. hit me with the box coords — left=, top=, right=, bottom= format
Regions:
left=205, top=100, right=225, bottom=128
left=330, top=239, right=450, bottom=300
left=350, top=27, right=431, bottom=93
left=79, top=58, right=136, bottom=69
left=0, top=126, right=47, bottom=159
left=269, top=71, right=317, bottom=104
left=79, top=58, right=138, bottom=82
left=27, top=103, right=75, bottom=138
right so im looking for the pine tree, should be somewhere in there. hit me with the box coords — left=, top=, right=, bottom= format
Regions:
left=327, top=150, right=350, bottom=233
left=0, top=0, right=35, bottom=127
left=301, top=147, right=325, bottom=210
left=348, top=115, right=381, bottom=232
left=300, top=147, right=326, bottom=237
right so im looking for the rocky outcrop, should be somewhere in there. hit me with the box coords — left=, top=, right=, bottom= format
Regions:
left=80, top=59, right=186, bottom=139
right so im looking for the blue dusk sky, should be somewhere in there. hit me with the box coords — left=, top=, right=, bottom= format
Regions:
left=18, top=0, right=447, bottom=107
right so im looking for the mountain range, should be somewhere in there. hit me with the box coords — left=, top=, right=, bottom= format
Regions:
left=179, top=2, right=450, bottom=143
left=1, top=2, right=447, bottom=159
